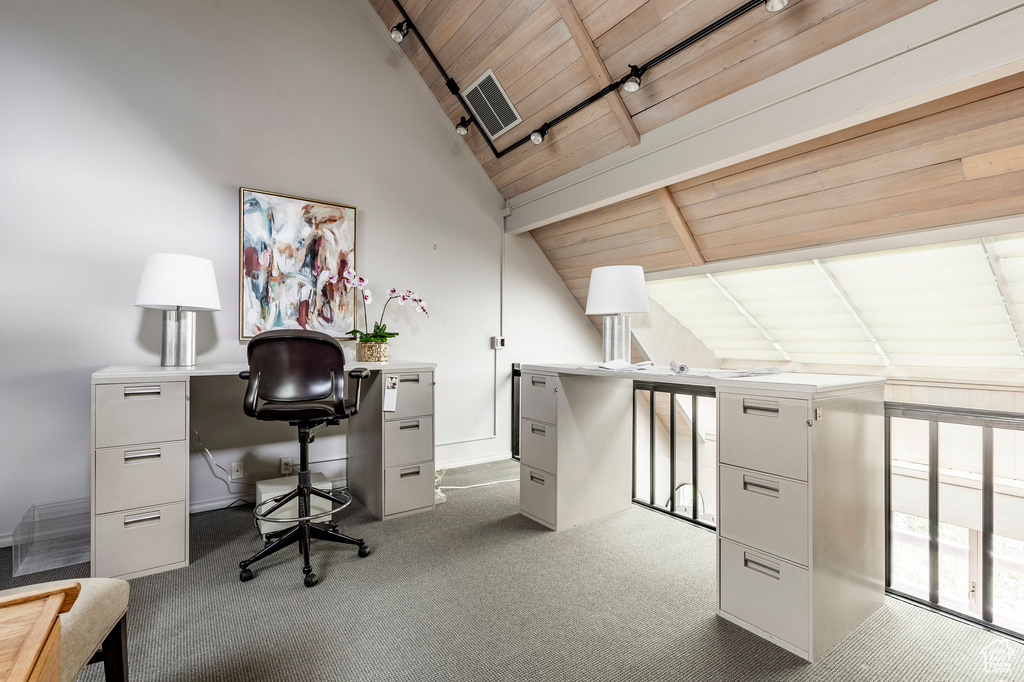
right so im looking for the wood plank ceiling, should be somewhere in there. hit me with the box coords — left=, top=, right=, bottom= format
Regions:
left=529, top=72, right=1024, bottom=310
left=370, top=0, right=938, bottom=199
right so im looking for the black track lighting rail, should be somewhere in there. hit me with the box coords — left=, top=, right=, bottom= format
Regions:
left=386, top=0, right=771, bottom=159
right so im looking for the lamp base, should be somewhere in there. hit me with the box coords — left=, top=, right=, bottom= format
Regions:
left=161, top=308, right=196, bottom=367
left=602, top=314, right=632, bottom=363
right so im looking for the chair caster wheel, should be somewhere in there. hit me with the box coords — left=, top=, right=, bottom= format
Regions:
left=329, top=523, right=339, bottom=532
left=264, top=539, right=274, bottom=548
left=239, top=568, right=254, bottom=582
left=358, top=545, right=371, bottom=558
left=304, top=573, right=319, bottom=588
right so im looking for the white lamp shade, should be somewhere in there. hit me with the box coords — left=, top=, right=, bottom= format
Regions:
left=135, top=253, right=222, bottom=311
left=585, top=265, right=650, bottom=315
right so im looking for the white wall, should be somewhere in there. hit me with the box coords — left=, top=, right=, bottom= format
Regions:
left=0, top=0, right=599, bottom=541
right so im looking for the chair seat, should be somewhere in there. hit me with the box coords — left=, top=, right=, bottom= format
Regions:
left=254, top=403, right=338, bottom=422
left=0, top=578, right=129, bottom=682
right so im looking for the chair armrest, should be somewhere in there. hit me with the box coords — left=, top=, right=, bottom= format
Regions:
left=334, top=368, right=370, bottom=418
left=241, top=372, right=259, bottom=418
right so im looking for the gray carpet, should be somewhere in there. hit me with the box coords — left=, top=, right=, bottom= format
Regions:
left=2, top=460, right=1023, bottom=681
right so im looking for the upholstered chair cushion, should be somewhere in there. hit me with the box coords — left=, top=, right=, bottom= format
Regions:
left=0, top=577, right=129, bottom=682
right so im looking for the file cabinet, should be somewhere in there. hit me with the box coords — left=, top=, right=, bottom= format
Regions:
left=91, top=378, right=190, bottom=579
left=348, top=367, right=436, bottom=519
left=518, top=372, right=633, bottom=530
left=716, top=385, right=885, bottom=662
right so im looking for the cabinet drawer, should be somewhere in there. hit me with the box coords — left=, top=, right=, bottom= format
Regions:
left=384, top=416, right=433, bottom=468
left=94, top=502, right=186, bottom=578
left=718, top=392, right=809, bottom=481
left=720, top=538, right=809, bottom=652
left=94, top=381, right=187, bottom=448
left=718, top=464, right=809, bottom=566
left=385, top=372, right=433, bottom=420
left=95, top=441, right=188, bottom=514
left=383, top=463, right=434, bottom=516
left=520, top=420, right=557, bottom=475
left=519, top=464, right=556, bottom=527
left=521, top=374, right=558, bottom=424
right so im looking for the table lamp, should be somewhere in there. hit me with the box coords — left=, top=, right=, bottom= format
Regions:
left=135, top=253, right=221, bottom=367
left=585, top=265, right=650, bottom=363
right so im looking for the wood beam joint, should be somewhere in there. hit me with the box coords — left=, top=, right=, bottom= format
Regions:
left=553, top=0, right=641, bottom=147
left=655, top=187, right=705, bottom=266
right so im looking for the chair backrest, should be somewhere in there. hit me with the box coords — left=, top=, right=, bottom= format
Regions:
left=245, top=329, right=345, bottom=404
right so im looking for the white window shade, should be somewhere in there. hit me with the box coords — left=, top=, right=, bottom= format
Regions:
left=827, top=241, right=1024, bottom=368
left=647, top=231, right=1024, bottom=371
left=647, top=277, right=784, bottom=361
left=713, top=262, right=886, bottom=366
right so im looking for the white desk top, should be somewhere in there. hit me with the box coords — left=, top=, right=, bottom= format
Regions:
left=92, top=360, right=436, bottom=384
left=520, top=363, right=885, bottom=395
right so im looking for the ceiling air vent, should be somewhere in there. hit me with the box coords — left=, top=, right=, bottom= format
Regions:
left=462, top=69, right=522, bottom=140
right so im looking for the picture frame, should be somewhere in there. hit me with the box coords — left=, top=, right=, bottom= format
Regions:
left=239, top=188, right=358, bottom=340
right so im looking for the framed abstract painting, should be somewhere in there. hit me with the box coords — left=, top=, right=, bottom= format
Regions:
left=239, top=188, right=357, bottom=340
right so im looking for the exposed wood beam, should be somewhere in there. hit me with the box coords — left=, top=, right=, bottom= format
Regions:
left=552, top=0, right=641, bottom=148
left=655, top=187, right=705, bottom=266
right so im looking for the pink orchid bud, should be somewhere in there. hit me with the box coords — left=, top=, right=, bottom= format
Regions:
left=356, top=276, right=366, bottom=287
left=363, top=290, right=372, bottom=304
left=388, top=288, right=398, bottom=297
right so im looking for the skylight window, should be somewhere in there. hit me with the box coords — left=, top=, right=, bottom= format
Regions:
left=648, top=233, right=1024, bottom=370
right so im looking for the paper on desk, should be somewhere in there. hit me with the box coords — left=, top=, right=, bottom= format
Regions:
left=383, top=375, right=398, bottom=412
left=597, top=359, right=653, bottom=371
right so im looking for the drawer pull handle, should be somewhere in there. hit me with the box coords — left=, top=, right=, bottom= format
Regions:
left=124, top=511, right=161, bottom=526
left=742, top=401, right=779, bottom=416
left=399, top=375, right=420, bottom=384
left=399, top=421, right=420, bottom=431
left=399, top=466, right=421, bottom=479
left=124, top=448, right=162, bottom=462
left=124, top=385, right=161, bottom=397
left=531, top=377, right=546, bottom=387
left=530, top=473, right=546, bottom=485
left=742, top=477, right=780, bottom=497
left=743, top=554, right=781, bottom=580
left=530, top=424, right=546, bottom=436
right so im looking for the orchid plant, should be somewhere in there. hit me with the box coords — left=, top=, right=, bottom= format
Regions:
left=343, top=268, right=428, bottom=343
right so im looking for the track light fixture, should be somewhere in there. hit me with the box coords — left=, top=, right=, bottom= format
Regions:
left=530, top=124, right=550, bottom=145
left=455, top=116, right=474, bottom=136
left=621, top=64, right=645, bottom=93
left=385, top=0, right=778, bottom=159
left=390, top=20, right=409, bottom=42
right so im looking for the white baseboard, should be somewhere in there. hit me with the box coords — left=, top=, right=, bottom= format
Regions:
left=436, top=450, right=513, bottom=470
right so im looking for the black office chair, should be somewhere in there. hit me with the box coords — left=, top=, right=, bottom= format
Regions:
left=237, top=329, right=371, bottom=587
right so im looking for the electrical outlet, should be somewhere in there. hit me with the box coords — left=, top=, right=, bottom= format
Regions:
left=280, top=457, right=293, bottom=475
left=231, top=461, right=243, bottom=480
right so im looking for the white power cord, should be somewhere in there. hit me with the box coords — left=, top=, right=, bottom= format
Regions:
left=192, top=427, right=255, bottom=491
left=439, top=478, right=519, bottom=490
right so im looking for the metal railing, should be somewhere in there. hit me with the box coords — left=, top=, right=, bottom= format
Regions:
left=885, top=402, right=1024, bottom=643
